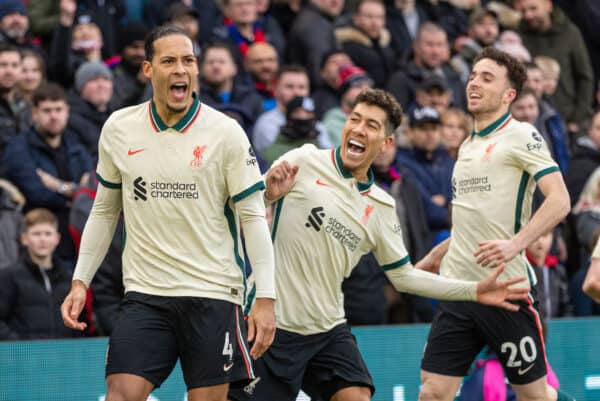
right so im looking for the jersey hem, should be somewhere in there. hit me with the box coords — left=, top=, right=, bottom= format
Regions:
left=124, top=286, right=243, bottom=305
left=277, top=318, right=347, bottom=336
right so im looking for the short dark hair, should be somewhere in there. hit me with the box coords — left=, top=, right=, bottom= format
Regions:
left=145, top=24, right=190, bottom=61
left=277, top=64, right=308, bottom=80
left=201, top=41, right=235, bottom=64
left=0, top=42, right=21, bottom=57
left=354, top=0, right=384, bottom=13
left=514, top=87, right=538, bottom=104
left=473, top=46, right=527, bottom=97
left=353, top=88, right=403, bottom=136
left=23, top=208, right=58, bottom=232
left=32, top=83, right=67, bottom=107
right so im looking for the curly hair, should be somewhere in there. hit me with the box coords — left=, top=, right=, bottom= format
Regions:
left=353, top=88, right=403, bottom=136
left=473, top=46, right=527, bottom=96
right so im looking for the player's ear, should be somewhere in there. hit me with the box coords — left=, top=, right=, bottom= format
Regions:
left=142, top=60, right=152, bottom=80
left=504, top=87, right=517, bottom=105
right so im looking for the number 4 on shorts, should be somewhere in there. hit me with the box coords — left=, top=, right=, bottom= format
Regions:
left=223, top=331, right=233, bottom=359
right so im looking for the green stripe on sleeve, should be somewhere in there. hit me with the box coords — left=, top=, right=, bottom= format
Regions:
left=271, top=197, right=284, bottom=241
left=514, top=172, right=530, bottom=233
left=232, top=181, right=265, bottom=203
left=382, top=255, right=411, bottom=271
left=533, top=166, right=560, bottom=181
left=96, top=172, right=122, bottom=189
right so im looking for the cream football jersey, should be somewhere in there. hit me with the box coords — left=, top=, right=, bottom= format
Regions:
left=593, top=238, right=600, bottom=259
left=95, top=97, right=264, bottom=305
left=270, top=145, right=410, bottom=335
left=441, top=112, right=560, bottom=287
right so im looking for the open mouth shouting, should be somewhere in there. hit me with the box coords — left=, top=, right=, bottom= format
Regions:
left=346, top=138, right=366, bottom=158
left=170, top=81, right=189, bottom=103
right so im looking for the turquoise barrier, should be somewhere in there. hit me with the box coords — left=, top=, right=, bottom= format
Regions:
left=1, top=318, right=599, bottom=401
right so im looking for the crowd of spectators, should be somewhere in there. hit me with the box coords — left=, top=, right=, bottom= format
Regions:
left=1, top=0, right=600, bottom=340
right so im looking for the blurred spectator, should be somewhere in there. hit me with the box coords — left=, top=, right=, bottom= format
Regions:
left=48, top=1, right=104, bottom=89
left=144, top=0, right=221, bottom=44
left=67, top=61, right=113, bottom=161
left=396, top=106, right=453, bottom=241
left=108, top=22, right=150, bottom=110
left=243, top=42, right=279, bottom=112
left=335, top=0, right=395, bottom=87
left=573, top=168, right=600, bottom=257
left=0, top=208, right=82, bottom=340
left=69, top=178, right=123, bottom=335
left=323, top=65, right=373, bottom=146
left=18, top=49, right=46, bottom=106
left=270, top=0, right=304, bottom=36
left=72, top=0, right=125, bottom=59
left=566, top=111, right=600, bottom=206
left=386, top=22, right=465, bottom=111
left=412, top=75, right=451, bottom=115
left=526, top=230, right=572, bottom=318
left=255, top=0, right=287, bottom=58
left=426, top=0, right=470, bottom=45
left=440, top=107, right=469, bottom=160
left=287, top=0, right=345, bottom=87
left=534, top=55, right=560, bottom=99
left=212, top=0, right=285, bottom=71
left=386, top=0, right=430, bottom=68
left=27, top=0, right=61, bottom=47
left=261, top=96, right=321, bottom=165
left=199, top=42, right=263, bottom=127
left=253, top=65, right=332, bottom=152
left=166, top=3, right=201, bottom=57
left=450, top=7, right=499, bottom=84
left=583, top=232, right=600, bottom=304
left=312, top=49, right=352, bottom=118
left=0, top=179, right=24, bottom=270
left=495, top=30, right=532, bottom=64
left=569, top=226, right=600, bottom=316
left=519, top=0, right=594, bottom=138
left=0, top=0, right=37, bottom=51
left=3, top=83, right=93, bottom=263
left=0, top=43, right=30, bottom=164
left=510, top=88, right=569, bottom=173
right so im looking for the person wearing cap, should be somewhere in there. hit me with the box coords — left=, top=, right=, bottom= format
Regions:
left=48, top=0, right=104, bottom=89
left=199, top=42, right=264, bottom=129
left=334, top=0, right=395, bottom=88
left=450, top=7, right=499, bottom=84
left=109, top=22, right=151, bottom=110
left=3, top=83, right=93, bottom=263
left=413, top=75, right=452, bottom=115
left=66, top=61, right=113, bottom=162
left=323, top=64, right=373, bottom=146
left=396, top=105, right=454, bottom=241
left=0, top=0, right=38, bottom=52
left=385, top=22, right=465, bottom=111
left=167, top=2, right=202, bottom=58
left=261, top=96, right=321, bottom=165
left=312, top=50, right=353, bottom=119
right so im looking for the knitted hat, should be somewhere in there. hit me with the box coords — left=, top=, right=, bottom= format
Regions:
left=337, top=65, right=373, bottom=95
left=75, top=61, right=113, bottom=93
left=0, top=0, right=27, bottom=20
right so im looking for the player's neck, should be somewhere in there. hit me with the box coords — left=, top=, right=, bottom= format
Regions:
left=473, top=107, right=510, bottom=133
left=154, top=99, right=193, bottom=127
left=351, top=166, right=370, bottom=183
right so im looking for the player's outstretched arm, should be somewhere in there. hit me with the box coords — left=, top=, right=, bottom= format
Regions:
left=236, top=191, right=276, bottom=359
left=264, top=161, right=299, bottom=202
left=474, top=172, right=570, bottom=268
left=386, top=262, right=528, bottom=312
left=62, top=184, right=122, bottom=330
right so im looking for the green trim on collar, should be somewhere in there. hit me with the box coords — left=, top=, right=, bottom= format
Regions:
left=357, top=168, right=375, bottom=193
left=471, top=111, right=511, bottom=137
left=150, top=93, right=200, bottom=132
left=334, top=147, right=353, bottom=179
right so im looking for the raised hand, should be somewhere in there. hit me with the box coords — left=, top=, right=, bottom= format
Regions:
left=265, top=161, right=299, bottom=201
left=475, top=265, right=529, bottom=311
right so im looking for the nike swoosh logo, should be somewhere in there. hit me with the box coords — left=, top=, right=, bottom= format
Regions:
left=517, top=364, right=534, bottom=375
left=316, top=179, right=330, bottom=187
left=128, top=148, right=145, bottom=156
left=223, top=361, right=234, bottom=372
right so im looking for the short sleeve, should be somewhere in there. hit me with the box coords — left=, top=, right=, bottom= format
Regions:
left=511, top=125, right=560, bottom=182
left=593, top=237, right=600, bottom=259
left=372, top=204, right=411, bottom=271
left=96, top=118, right=122, bottom=189
left=226, top=120, right=265, bottom=203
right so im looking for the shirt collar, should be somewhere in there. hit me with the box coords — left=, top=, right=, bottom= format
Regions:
left=471, top=111, right=512, bottom=138
left=332, top=147, right=375, bottom=194
left=149, top=92, right=201, bottom=133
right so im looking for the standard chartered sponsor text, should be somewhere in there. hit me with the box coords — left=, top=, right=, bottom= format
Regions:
left=150, top=181, right=199, bottom=199
left=458, top=176, right=491, bottom=194
left=325, top=217, right=361, bottom=251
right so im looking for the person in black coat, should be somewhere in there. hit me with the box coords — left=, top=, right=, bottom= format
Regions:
left=566, top=111, right=600, bottom=206
left=0, top=208, right=82, bottom=340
